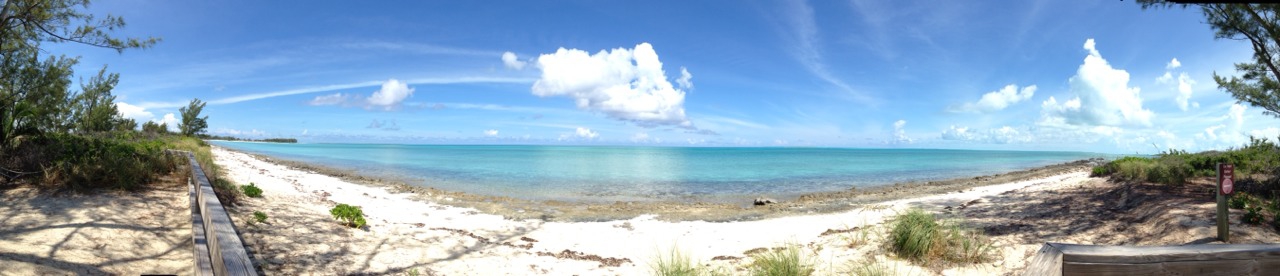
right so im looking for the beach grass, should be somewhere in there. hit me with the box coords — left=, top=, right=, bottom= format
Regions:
left=747, top=243, right=813, bottom=276
left=651, top=247, right=700, bottom=276
left=888, top=208, right=992, bottom=265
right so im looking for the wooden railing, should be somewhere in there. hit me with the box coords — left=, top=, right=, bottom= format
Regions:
left=175, top=150, right=257, bottom=276
left=1025, top=242, right=1280, bottom=275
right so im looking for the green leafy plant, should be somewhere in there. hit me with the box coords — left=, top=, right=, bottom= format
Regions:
left=1244, top=206, right=1265, bottom=225
left=241, top=182, right=263, bottom=198
left=747, top=243, right=813, bottom=276
left=253, top=211, right=267, bottom=224
left=1230, top=193, right=1252, bottom=209
left=330, top=203, right=366, bottom=228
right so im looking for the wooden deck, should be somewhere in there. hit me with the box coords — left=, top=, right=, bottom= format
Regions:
left=1025, top=242, right=1280, bottom=275
left=177, top=150, right=258, bottom=276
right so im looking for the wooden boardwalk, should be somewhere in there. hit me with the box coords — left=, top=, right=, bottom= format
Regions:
left=1025, top=242, right=1280, bottom=275
left=177, top=150, right=258, bottom=276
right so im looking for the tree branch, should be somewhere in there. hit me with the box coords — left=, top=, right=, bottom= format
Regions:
left=1241, top=4, right=1280, bottom=82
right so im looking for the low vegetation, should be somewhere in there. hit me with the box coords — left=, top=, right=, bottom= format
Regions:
left=242, top=182, right=263, bottom=198
left=650, top=247, right=699, bottom=276
left=331, top=203, right=367, bottom=228
left=253, top=211, right=268, bottom=224
left=888, top=208, right=992, bottom=265
left=1093, top=137, right=1280, bottom=231
left=747, top=243, right=813, bottom=276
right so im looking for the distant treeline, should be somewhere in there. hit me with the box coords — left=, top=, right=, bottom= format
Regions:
left=199, top=135, right=298, bottom=143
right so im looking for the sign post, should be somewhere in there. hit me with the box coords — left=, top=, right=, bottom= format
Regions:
left=1218, top=163, right=1235, bottom=242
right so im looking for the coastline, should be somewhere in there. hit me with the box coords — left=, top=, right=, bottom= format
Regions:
left=213, top=145, right=1103, bottom=274
left=216, top=145, right=1103, bottom=222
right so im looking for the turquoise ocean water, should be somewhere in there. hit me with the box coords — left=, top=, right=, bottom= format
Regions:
left=211, top=142, right=1108, bottom=202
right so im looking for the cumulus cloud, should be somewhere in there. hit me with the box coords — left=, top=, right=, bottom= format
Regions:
left=1157, top=58, right=1196, bottom=111
left=502, top=52, right=527, bottom=70
left=891, top=120, right=912, bottom=144
left=115, top=102, right=154, bottom=122
left=950, top=84, right=1036, bottom=113
left=531, top=42, right=692, bottom=127
left=484, top=129, right=499, bottom=137
left=309, top=79, right=414, bottom=110
left=159, top=113, right=180, bottom=132
left=575, top=127, right=599, bottom=139
left=1041, top=39, right=1153, bottom=127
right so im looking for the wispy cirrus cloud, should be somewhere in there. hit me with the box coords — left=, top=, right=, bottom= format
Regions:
left=780, top=0, right=877, bottom=105
left=141, top=76, right=534, bottom=108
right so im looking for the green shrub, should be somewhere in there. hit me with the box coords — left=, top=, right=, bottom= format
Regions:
left=1230, top=193, right=1255, bottom=209
left=747, top=244, right=812, bottom=276
left=241, top=183, right=263, bottom=198
left=253, top=211, right=267, bottom=223
left=33, top=132, right=179, bottom=190
left=651, top=247, right=699, bottom=276
left=330, top=203, right=366, bottom=228
left=1244, top=206, right=1265, bottom=225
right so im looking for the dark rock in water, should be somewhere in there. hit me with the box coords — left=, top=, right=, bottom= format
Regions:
left=754, top=197, right=777, bottom=206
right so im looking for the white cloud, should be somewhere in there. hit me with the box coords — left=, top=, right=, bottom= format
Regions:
left=575, top=127, right=599, bottom=139
left=950, top=84, right=1036, bottom=113
left=677, top=67, right=693, bottom=90
left=367, top=79, right=415, bottom=108
left=115, top=102, right=154, bottom=122
left=1250, top=127, right=1280, bottom=142
left=1230, top=103, right=1246, bottom=127
left=159, top=113, right=179, bottom=132
left=892, top=120, right=912, bottom=144
left=1175, top=73, right=1196, bottom=111
left=308, top=79, right=415, bottom=110
left=940, top=125, right=1030, bottom=144
left=1041, top=39, right=1153, bottom=127
left=1166, top=58, right=1181, bottom=70
left=502, top=52, right=527, bottom=70
left=366, top=119, right=400, bottom=131
left=531, top=42, right=692, bottom=127
left=484, top=129, right=499, bottom=137
left=309, top=93, right=353, bottom=106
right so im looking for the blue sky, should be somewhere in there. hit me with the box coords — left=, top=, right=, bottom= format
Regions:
left=51, top=0, right=1278, bottom=154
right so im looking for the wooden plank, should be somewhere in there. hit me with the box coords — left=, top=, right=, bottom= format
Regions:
left=1065, top=259, right=1259, bottom=276
left=190, top=176, right=214, bottom=276
left=1062, top=262, right=1165, bottom=276
left=1056, top=243, right=1280, bottom=264
left=1023, top=243, right=1063, bottom=276
left=1159, top=259, right=1256, bottom=275
left=184, top=151, right=258, bottom=276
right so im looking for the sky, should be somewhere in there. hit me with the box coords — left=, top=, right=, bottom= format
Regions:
left=46, top=0, right=1280, bottom=154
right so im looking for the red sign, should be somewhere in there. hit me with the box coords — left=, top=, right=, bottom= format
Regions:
left=1221, top=163, right=1235, bottom=195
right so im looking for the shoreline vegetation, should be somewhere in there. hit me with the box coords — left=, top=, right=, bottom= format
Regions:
left=214, top=145, right=1103, bottom=222
left=200, top=135, right=298, bottom=143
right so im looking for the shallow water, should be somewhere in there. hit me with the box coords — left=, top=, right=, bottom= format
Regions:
left=211, top=142, right=1108, bottom=202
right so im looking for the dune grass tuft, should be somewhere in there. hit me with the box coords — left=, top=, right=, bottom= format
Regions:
left=651, top=247, right=700, bottom=276
left=747, top=243, right=813, bottom=276
left=888, top=208, right=992, bottom=265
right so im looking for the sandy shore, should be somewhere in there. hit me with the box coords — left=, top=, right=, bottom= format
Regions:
left=0, top=174, right=193, bottom=275
left=214, top=146, right=1135, bottom=275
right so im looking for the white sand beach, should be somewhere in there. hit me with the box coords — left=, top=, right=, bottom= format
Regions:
left=214, top=146, right=1119, bottom=275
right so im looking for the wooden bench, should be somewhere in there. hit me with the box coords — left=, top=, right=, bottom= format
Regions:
left=176, top=150, right=258, bottom=276
left=1025, top=242, right=1280, bottom=275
